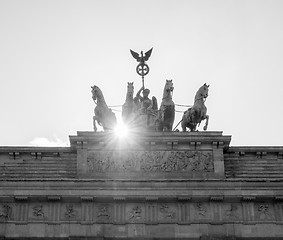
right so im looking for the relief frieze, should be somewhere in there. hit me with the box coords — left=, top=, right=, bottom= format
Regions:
left=62, top=204, right=80, bottom=220
left=87, top=150, right=213, bottom=173
left=1, top=201, right=282, bottom=224
left=255, top=204, right=275, bottom=221
left=32, top=205, right=45, bottom=218
left=194, top=203, right=209, bottom=219
left=159, top=204, right=177, bottom=220
left=129, top=206, right=142, bottom=220
left=94, top=204, right=113, bottom=223
left=0, top=204, right=12, bottom=221
left=224, top=203, right=242, bottom=221
left=126, top=204, right=144, bottom=223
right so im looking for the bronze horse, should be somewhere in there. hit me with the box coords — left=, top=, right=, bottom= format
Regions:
left=181, top=83, right=209, bottom=132
left=122, top=82, right=136, bottom=125
left=156, top=80, right=175, bottom=131
left=91, top=85, right=117, bottom=131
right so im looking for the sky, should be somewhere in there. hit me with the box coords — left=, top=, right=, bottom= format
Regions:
left=0, top=0, right=283, bottom=147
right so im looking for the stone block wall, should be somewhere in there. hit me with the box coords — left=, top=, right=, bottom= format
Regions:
left=225, top=147, right=283, bottom=179
left=0, top=147, right=76, bottom=179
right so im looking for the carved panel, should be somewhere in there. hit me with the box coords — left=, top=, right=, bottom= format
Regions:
left=254, top=203, right=275, bottom=221
left=60, top=203, right=81, bottom=221
left=0, top=204, right=13, bottom=221
left=193, top=203, right=211, bottom=221
left=29, top=204, right=47, bottom=221
left=222, top=203, right=242, bottom=221
left=94, top=204, right=113, bottom=223
left=87, top=151, right=213, bottom=173
left=158, top=204, right=177, bottom=223
left=126, top=204, right=145, bottom=223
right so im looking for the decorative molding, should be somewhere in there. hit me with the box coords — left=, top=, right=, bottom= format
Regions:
left=114, top=197, right=126, bottom=201
left=210, top=196, right=224, bottom=202
left=178, top=196, right=191, bottom=202
left=275, top=196, right=283, bottom=201
left=47, top=196, right=61, bottom=201
left=242, top=196, right=256, bottom=201
left=14, top=196, right=28, bottom=201
left=146, top=197, right=158, bottom=201
left=81, top=196, right=94, bottom=202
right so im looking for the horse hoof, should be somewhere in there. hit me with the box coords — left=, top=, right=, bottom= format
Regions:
left=203, top=126, right=207, bottom=131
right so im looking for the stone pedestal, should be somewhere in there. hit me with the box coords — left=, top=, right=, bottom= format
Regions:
left=69, top=131, right=231, bottom=180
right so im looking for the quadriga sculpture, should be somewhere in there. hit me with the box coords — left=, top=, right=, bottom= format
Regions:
left=91, top=85, right=117, bottom=132
left=181, top=83, right=209, bottom=132
left=156, top=80, right=175, bottom=131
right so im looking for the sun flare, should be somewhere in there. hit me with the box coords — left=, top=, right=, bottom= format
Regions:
left=114, top=122, right=129, bottom=138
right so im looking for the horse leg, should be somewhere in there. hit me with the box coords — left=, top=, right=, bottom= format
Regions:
left=93, top=116, right=98, bottom=132
left=181, top=120, right=187, bottom=132
left=203, top=115, right=209, bottom=131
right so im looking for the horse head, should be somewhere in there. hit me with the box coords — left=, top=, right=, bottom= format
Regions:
left=196, top=83, right=209, bottom=100
left=162, top=79, right=174, bottom=100
left=127, top=82, right=134, bottom=98
left=91, top=85, right=105, bottom=103
left=165, top=79, right=174, bottom=92
left=91, top=85, right=99, bottom=101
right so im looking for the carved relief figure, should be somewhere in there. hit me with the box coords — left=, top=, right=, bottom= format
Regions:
left=91, top=85, right=117, bottom=131
left=129, top=206, right=142, bottom=220
left=195, top=203, right=207, bottom=217
left=258, top=204, right=271, bottom=220
left=33, top=205, right=44, bottom=217
left=0, top=205, right=12, bottom=220
left=159, top=204, right=176, bottom=219
left=181, top=83, right=209, bottom=132
left=65, top=204, right=77, bottom=219
left=226, top=204, right=238, bottom=219
left=156, top=80, right=175, bottom=131
left=97, top=206, right=110, bottom=219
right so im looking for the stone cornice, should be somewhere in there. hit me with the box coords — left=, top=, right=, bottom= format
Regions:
left=225, top=146, right=283, bottom=153
left=69, top=131, right=232, bottom=150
